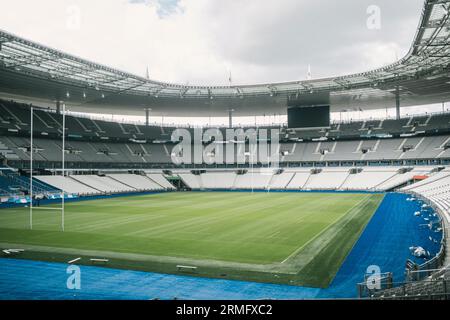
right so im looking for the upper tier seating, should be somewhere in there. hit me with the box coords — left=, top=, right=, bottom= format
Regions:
left=2, top=134, right=450, bottom=166
left=2, top=99, right=450, bottom=143
left=1, top=99, right=450, bottom=169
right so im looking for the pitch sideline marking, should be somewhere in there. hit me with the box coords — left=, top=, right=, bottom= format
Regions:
left=280, top=195, right=373, bottom=264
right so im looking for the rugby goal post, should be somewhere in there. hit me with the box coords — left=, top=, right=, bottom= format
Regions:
left=29, top=104, right=66, bottom=231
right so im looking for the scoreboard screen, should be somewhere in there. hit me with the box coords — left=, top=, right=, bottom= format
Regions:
left=287, top=105, right=330, bottom=129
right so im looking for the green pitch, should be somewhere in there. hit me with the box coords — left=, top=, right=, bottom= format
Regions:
left=0, top=192, right=384, bottom=287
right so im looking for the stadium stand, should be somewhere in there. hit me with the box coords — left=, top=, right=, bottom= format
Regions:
left=178, top=172, right=202, bottom=189
left=303, top=168, right=349, bottom=190
left=401, top=168, right=450, bottom=222
left=2, top=100, right=450, bottom=169
left=340, top=167, right=399, bottom=191
left=268, top=171, right=296, bottom=189
left=286, top=169, right=312, bottom=189
left=146, top=173, right=176, bottom=190
left=0, top=168, right=59, bottom=196
left=2, top=105, right=450, bottom=172
left=0, top=140, right=20, bottom=160
left=402, top=168, right=450, bottom=193
left=35, top=175, right=99, bottom=195
left=369, top=268, right=450, bottom=300
left=107, top=174, right=165, bottom=191
left=200, top=172, right=237, bottom=189
left=70, top=175, right=136, bottom=193
left=1, top=0, right=450, bottom=300
left=233, top=170, right=273, bottom=190
left=1, top=99, right=450, bottom=212
left=376, top=167, right=435, bottom=191
left=162, top=167, right=442, bottom=192
left=3, top=133, right=450, bottom=168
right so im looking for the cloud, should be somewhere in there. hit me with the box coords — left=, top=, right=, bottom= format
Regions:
left=0, top=0, right=424, bottom=86
left=128, top=0, right=181, bottom=17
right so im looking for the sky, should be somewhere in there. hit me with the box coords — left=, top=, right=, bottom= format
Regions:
left=0, top=0, right=425, bottom=85
left=1, top=0, right=445, bottom=125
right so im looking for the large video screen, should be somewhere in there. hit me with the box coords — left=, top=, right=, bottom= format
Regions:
left=287, top=105, right=330, bottom=129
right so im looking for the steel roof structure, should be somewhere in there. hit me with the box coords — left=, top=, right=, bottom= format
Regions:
left=0, top=0, right=450, bottom=117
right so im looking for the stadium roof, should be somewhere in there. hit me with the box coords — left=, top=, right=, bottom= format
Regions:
left=0, top=0, right=450, bottom=117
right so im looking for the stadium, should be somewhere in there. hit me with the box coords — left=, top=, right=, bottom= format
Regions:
left=0, top=0, right=449, bottom=302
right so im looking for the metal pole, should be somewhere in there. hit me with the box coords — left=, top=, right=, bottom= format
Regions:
left=30, top=107, right=33, bottom=230
left=267, top=154, right=270, bottom=194
left=251, top=146, right=254, bottom=194
left=62, top=103, right=65, bottom=232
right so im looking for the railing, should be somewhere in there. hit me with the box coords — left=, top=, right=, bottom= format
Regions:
left=406, top=245, right=447, bottom=282
left=357, top=191, right=448, bottom=299
left=358, top=266, right=450, bottom=299
left=407, top=193, right=447, bottom=278
left=370, top=279, right=450, bottom=300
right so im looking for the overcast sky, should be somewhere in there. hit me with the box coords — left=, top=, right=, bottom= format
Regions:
left=0, top=0, right=425, bottom=86
left=3, top=0, right=443, bottom=125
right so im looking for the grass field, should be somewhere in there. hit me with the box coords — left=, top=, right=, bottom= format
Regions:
left=0, top=192, right=384, bottom=287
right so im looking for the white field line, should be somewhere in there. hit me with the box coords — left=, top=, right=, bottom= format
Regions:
left=127, top=195, right=271, bottom=236
left=72, top=214, right=167, bottom=233
left=268, top=230, right=281, bottom=238
left=280, top=195, right=371, bottom=264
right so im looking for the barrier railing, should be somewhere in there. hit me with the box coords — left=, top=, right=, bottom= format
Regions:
left=357, top=192, right=448, bottom=299
left=407, top=191, right=447, bottom=277
left=357, top=267, right=450, bottom=299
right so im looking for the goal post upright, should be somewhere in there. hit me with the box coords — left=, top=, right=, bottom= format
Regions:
left=29, top=106, right=33, bottom=230
left=29, top=104, right=66, bottom=232
left=61, top=103, right=66, bottom=232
